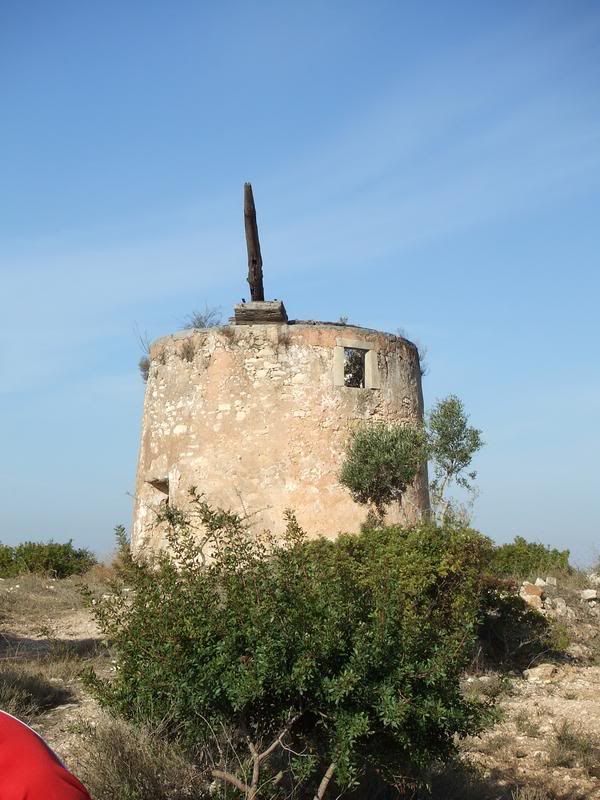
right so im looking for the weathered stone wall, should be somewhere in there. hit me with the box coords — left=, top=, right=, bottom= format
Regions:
left=132, top=322, right=429, bottom=554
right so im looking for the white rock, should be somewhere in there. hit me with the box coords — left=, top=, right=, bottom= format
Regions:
left=535, top=577, right=547, bottom=587
left=521, top=581, right=543, bottom=597
left=587, top=572, right=600, bottom=586
left=580, top=589, right=598, bottom=601
left=552, top=597, right=568, bottom=615
left=523, top=664, right=557, bottom=682
left=546, top=576, right=557, bottom=586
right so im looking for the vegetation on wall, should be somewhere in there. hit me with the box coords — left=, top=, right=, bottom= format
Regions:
left=138, top=356, right=150, bottom=382
left=183, top=304, right=222, bottom=329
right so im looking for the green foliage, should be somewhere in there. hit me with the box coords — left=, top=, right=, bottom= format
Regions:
left=0, top=540, right=96, bottom=578
left=339, top=397, right=482, bottom=522
left=489, top=536, right=571, bottom=579
left=428, top=395, right=483, bottom=522
left=339, top=422, right=427, bottom=516
left=476, top=576, right=566, bottom=671
left=87, top=496, right=489, bottom=796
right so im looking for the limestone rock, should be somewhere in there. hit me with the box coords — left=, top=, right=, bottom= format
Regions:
left=521, top=582, right=543, bottom=597
left=546, top=575, right=557, bottom=587
left=552, top=597, right=568, bottom=615
left=521, top=582, right=544, bottom=609
left=535, top=577, right=547, bottom=587
left=580, top=589, right=598, bottom=601
left=526, top=595, right=544, bottom=610
left=523, top=664, right=557, bottom=682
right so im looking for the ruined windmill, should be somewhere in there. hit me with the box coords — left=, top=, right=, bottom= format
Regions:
left=132, top=184, right=429, bottom=555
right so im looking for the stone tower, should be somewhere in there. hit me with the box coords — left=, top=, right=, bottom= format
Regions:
left=132, top=187, right=429, bottom=554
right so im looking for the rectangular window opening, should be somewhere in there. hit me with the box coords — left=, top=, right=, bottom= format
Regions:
left=344, top=347, right=367, bottom=388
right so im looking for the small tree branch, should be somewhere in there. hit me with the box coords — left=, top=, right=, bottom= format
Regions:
left=314, top=762, right=336, bottom=800
left=211, top=768, right=251, bottom=795
left=258, top=717, right=298, bottom=761
left=246, top=715, right=302, bottom=799
left=247, top=740, right=261, bottom=798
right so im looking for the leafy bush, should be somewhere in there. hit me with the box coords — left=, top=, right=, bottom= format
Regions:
left=340, top=421, right=427, bottom=517
left=87, top=495, right=490, bottom=798
left=476, top=576, right=567, bottom=671
left=489, top=536, right=571, bottom=579
left=0, top=540, right=96, bottom=578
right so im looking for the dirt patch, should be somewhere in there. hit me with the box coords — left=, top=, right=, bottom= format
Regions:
left=462, top=665, right=600, bottom=799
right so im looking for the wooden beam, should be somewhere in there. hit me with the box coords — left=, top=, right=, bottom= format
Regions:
left=244, top=182, right=265, bottom=301
left=234, top=301, right=288, bottom=325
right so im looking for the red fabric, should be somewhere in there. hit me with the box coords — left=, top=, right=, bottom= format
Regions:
left=0, top=710, right=91, bottom=800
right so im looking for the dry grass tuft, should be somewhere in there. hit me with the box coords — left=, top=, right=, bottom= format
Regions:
left=463, top=674, right=510, bottom=703
left=0, top=573, right=84, bottom=621
left=74, top=714, right=208, bottom=800
left=547, top=720, right=600, bottom=773
left=0, top=663, right=74, bottom=722
left=511, top=786, right=555, bottom=800
left=514, top=710, right=540, bottom=738
left=180, top=339, right=196, bottom=362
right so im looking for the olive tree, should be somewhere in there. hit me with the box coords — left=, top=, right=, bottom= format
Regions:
left=427, top=395, right=483, bottom=523
left=339, top=422, right=427, bottom=519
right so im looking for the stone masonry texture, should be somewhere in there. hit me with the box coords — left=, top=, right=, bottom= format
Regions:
left=132, top=322, right=429, bottom=554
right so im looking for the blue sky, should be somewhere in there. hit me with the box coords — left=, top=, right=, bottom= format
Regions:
left=1, top=1, right=599, bottom=563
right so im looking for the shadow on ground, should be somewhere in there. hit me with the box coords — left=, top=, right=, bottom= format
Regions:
left=0, top=632, right=104, bottom=661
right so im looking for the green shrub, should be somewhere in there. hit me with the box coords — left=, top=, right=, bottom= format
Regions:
left=0, top=540, right=96, bottom=578
left=0, top=544, right=16, bottom=576
left=87, top=495, right=490, bottom=797
left=489, top=536, right=571, bottom=579
left=340, top=421, right=427, bottom=517
left=476, top=576, right=566, bottom=671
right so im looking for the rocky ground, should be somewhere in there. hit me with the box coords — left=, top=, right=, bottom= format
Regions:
left=461, top=574, right=600, bottom=799
left=1, top=571, right=599, bottom=799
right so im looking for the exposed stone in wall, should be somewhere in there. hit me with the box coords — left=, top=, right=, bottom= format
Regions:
left=132, top=322, right=429, bottom=554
